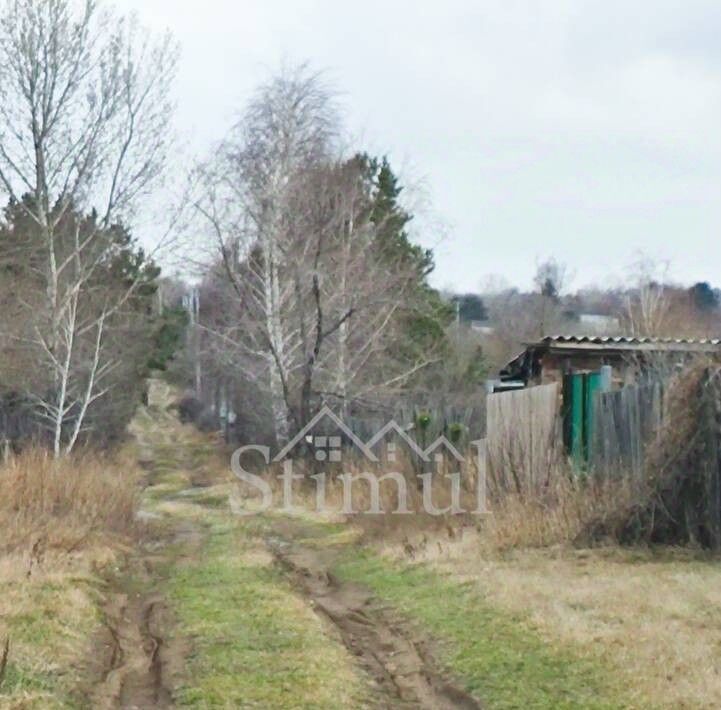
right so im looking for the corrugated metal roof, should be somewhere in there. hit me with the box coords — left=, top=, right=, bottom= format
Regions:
left=500, top=335, right=721, bottom=382
left=540, top=335, right=721, bottom=346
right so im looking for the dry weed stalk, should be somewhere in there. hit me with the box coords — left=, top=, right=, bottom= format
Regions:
left=0, top=447, right=139, bottom=555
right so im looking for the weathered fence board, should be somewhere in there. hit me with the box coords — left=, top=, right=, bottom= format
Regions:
left=486, top=383, right=560, bottom=495
left=590, top=381, right=664, bottom=478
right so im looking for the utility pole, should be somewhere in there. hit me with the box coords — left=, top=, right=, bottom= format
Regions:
left=183, top=287, right=202, bottom=398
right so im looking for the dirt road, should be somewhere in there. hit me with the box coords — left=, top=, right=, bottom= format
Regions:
left=86, top=381, right=201, bottom=708
left=84, top=379, right=482, bottom=708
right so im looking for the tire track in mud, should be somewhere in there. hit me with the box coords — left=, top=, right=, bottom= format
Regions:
left=93, top=590, right=174, bottom=709
left=90, top=523, right=200, bottom=708
left=87, top=377, right=480, bottom=708
left=267, top=525, right=482, bottom=709
left=87, top=381, right=202, bottom=709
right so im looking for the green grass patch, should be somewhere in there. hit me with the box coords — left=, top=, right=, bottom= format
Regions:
left=166, top=515, right=368, bottom=709
left=0, top=663, right=71, bottom=709
left=0, top=663, right=55, bottom=693
left=333, top=548, right=638, bottom=710
left=0, top=581, right=97, bottom=709
left=188, top=493, right=228, bottom=508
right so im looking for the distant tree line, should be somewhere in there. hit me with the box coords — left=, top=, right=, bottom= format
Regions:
left=457, top=256, right=721, bottom=371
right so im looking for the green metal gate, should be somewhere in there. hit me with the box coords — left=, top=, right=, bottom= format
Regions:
left=563, top=371, right=603, bottom=465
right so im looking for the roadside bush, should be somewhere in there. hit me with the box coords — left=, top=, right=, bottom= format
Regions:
left=177, top=395, right=204, bottom=424
left=483, top=472, right=636, bottom=550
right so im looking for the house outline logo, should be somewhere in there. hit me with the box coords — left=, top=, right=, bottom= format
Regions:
left=232, top=411, right=490, bottom=517
left=365, top=420, right=430, bottom=462
left=273, top=405, right=379, bottom=462
left=273, top=407, right=468, bottom=465
left=423, top=435, right=465, bottom=462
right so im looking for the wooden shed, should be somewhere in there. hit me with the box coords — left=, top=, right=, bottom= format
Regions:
left=499, top=335, right=721, bottom=387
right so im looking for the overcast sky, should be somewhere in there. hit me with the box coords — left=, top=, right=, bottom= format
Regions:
left=120, top=0, right=721, bottom=293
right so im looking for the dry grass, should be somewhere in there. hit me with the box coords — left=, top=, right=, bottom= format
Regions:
left=481, top=473, right=640, bottom=551
left=0, top=447, right=138, bottom=555
left=403, top=535, right=721, bottom=709
left=234, top=454, right=650, bottom=557
left=0, top=447, right=140, bottom=708
left=232, top=439, right=650, bottom=553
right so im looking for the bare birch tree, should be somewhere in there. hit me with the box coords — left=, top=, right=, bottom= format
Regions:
left=623, top=254, right=672, bottom=337
left=0, top=0, right=178, bottom=454
left=193, top=66, right=337, bottom=443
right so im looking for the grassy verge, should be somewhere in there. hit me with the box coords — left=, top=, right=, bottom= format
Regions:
left=332, top=546, right=637, bottom=709
left=0, top=449, right=138, bottom=709
left=426, top=541, right=721, bottom=709
left=0, top=559, right=108, bottom=709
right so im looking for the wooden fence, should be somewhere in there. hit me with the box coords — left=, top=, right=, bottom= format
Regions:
left=590, top=381, right=664, bottom=478
left=595, top=367, right=721, bottom=548
left=678, top=369, right=721, bottom=547
left=347, top=400, right=486, bottom=453
left=486, top=383, right=561, bottom=495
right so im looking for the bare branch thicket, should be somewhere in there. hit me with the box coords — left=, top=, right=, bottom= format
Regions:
left=283, top=159, right=443, bottom=426
left=0, top=0, right=178, bottom=454
left=192, top=67, right=445, bottom=442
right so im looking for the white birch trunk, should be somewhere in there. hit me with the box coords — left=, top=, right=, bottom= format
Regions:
left=263, top=232, right=290, bottom=444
